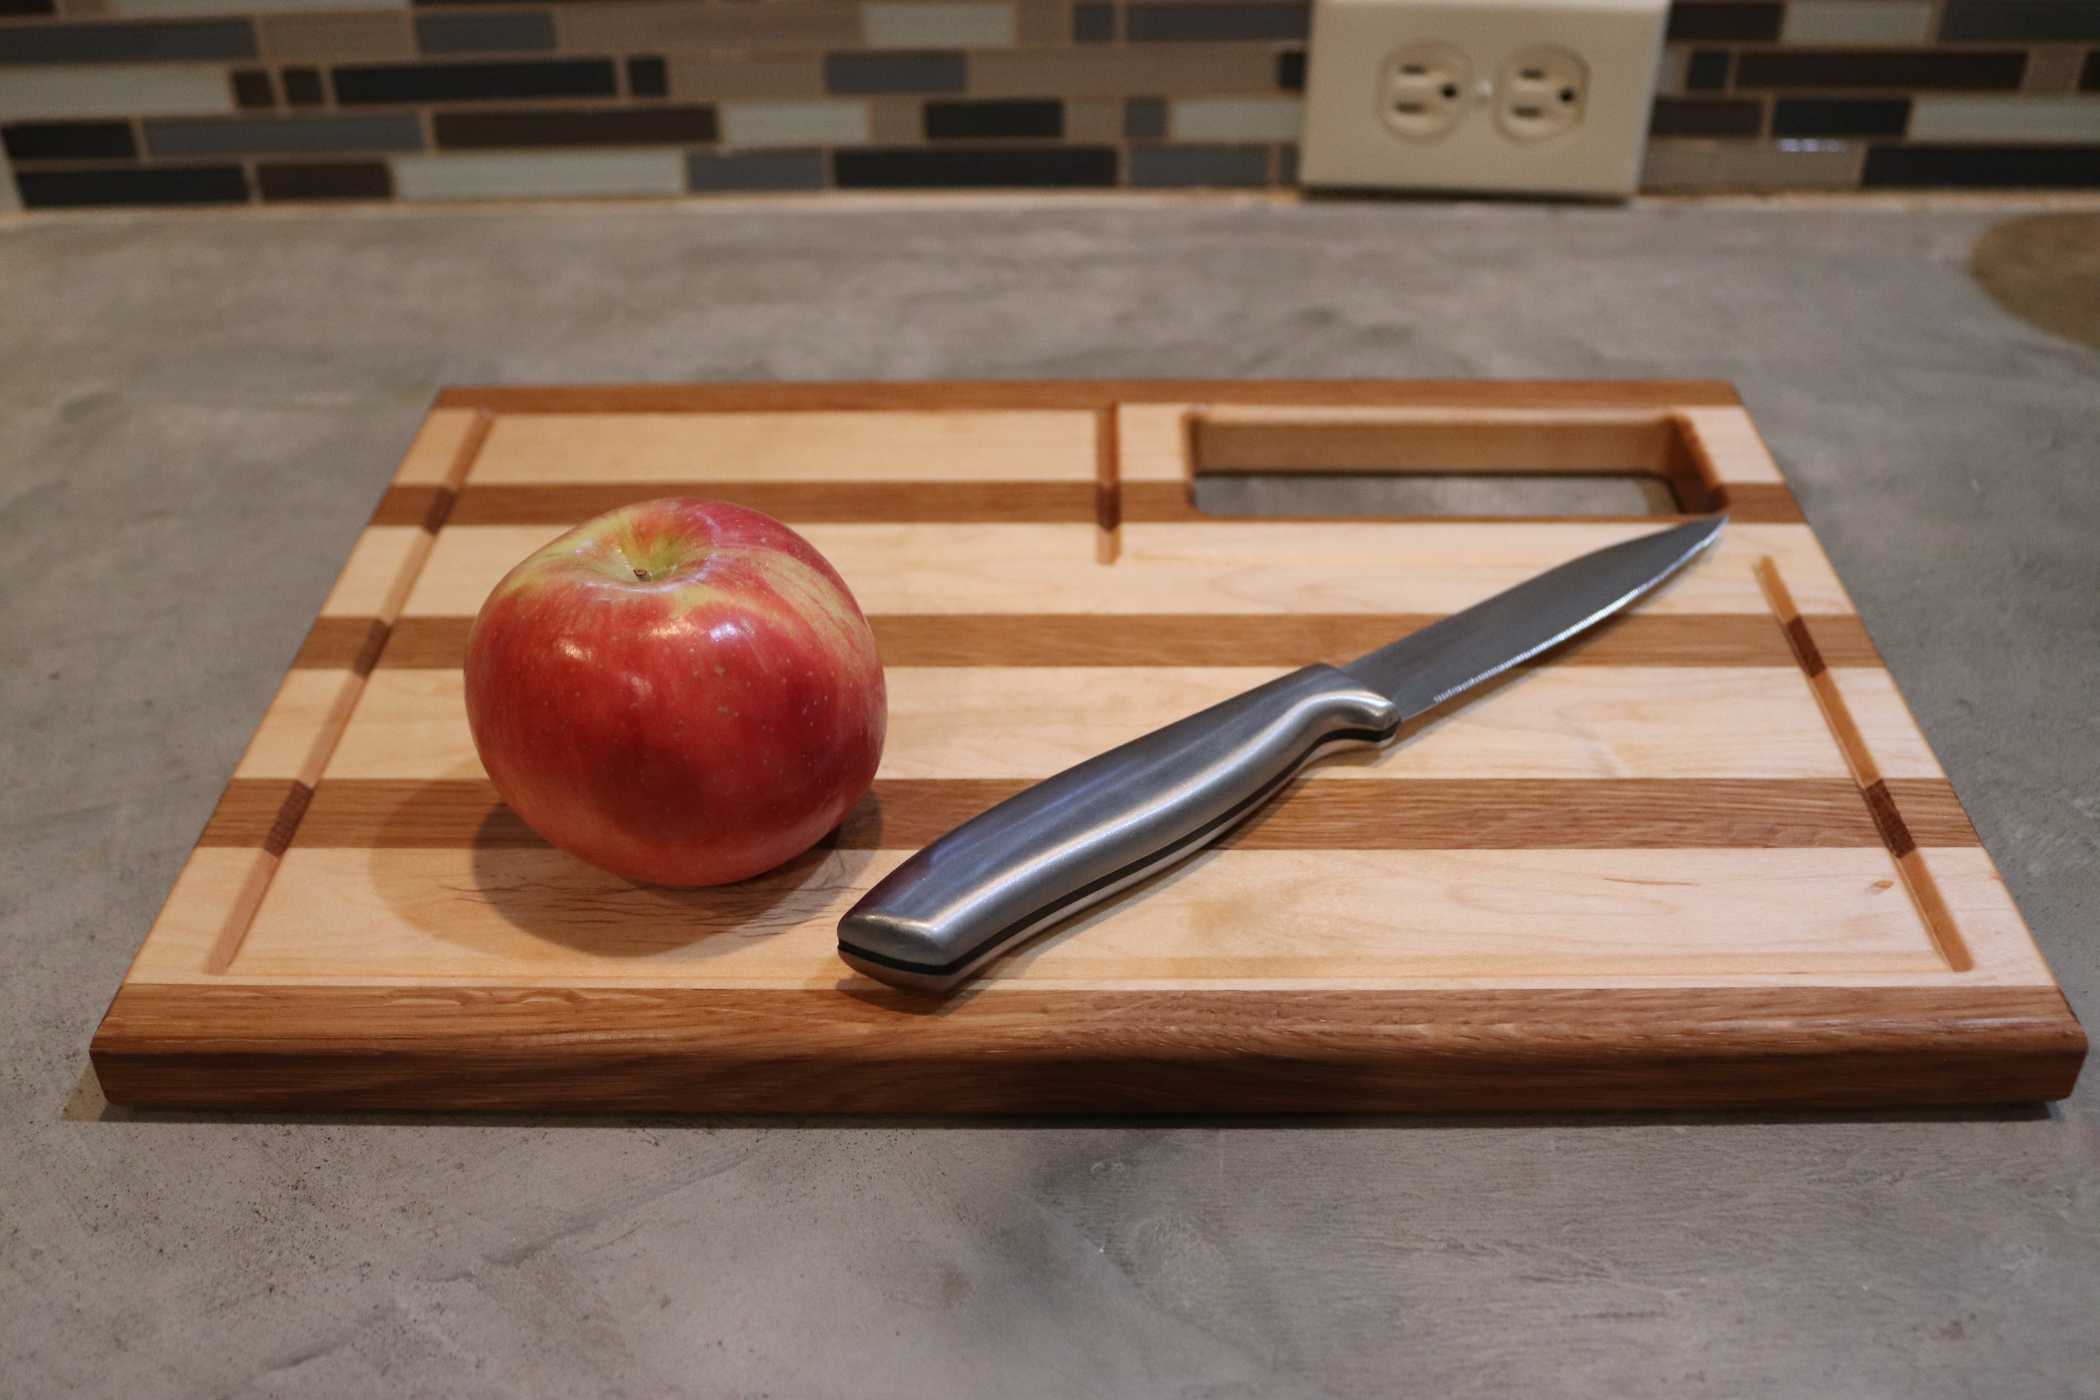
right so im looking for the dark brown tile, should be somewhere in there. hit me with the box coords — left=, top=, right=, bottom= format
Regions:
left=283, top=68, right=326, bottom=107
left=1277, top=48, right=1305, bottom=91
left=1073, top=2, right=1115, bottom=41
left=231, top=68, right=275, bottom=110
left=628, top=55, right=667, bottom=98
left=1650, top=96, right=1763, bottom=137
left=1772, top=97, right=1909, bottom=137
left=824, top=50, right=966, bottom=93
left=3, top=119, right=135, bottom=161
left=1939, top=1, right=2100, bottom=41
left=1126, top=3, right=1308, bottom=42
left=2084, top=49, right=2100, bottom=89
left=835, top=145, right=1117, bottom=187
left=1686, top=49, right=1730, bottom=91
left=15, top=165, right=248, bottom=208
left=256, top=160, right=392, bottom=201
left=434, top=106, right=717, bottom=148
left=1735, top=48, right=2026, bottom=90
left=0, top=18, right=256, bottom=64
left=1667, top=2, right=1782, bottom=41
left=1863, top=143, right=2100, bottom=186
left=924, top=99, right=1062, bottom=139
left=0, top=0, right=56, bottom=14
left=333, top=58, right=616, bottom=105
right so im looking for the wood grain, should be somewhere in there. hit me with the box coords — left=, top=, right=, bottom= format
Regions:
left=436, top=380, right=1745, bottom=414
left=92, top=984, right=2083, bottom=1114
left=89, top=381, right=2085, bottom=1113
left=351, top=611, right=1883, bottom=671
left=270, top=776, right=1981, bottom=852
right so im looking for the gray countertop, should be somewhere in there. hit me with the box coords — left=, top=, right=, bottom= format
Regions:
left=4, top=197, right=2096, bottom=1398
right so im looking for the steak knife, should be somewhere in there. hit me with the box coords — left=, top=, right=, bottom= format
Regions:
left=837, top=516, right=1725, bottom=993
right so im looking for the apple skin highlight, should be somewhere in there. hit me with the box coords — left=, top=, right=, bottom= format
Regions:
left=464, top=498, right=887, bottom=887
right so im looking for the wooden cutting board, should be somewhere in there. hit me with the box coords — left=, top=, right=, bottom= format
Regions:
left=90, top=380, right=2086, bottom=1113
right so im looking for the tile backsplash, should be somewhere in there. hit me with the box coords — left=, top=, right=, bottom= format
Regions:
left=1, top=0, right=2096, bottom=208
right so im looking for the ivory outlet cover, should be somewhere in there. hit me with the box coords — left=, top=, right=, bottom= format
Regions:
left=1298, top=0, right=1669, bottom=198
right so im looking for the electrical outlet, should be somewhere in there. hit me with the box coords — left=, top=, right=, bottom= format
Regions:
left=1298, top=0, right=1668, bottom=199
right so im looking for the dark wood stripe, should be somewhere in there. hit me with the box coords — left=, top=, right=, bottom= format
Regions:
left=1716, top=482, right=1806, bottom=524
left=434, top=380, right=1744, bottom=414
left=372, top=485, right=443, bottom=527
left=1881, top=778, right=1980, bottom=848
left=1861, top=778, right=1919, bottom=859
left=288, top=776, right=1980, bottom=852
left=262, top=780, right=315, bottom=859
left=292, top=616, right=391, bottom=673
left=1783, top=615, right=1828, bottom=678
left=422, top=484, right=459, bottom=534
left=447, top=481, right=1097, bottom=526
left=1093, top=405, right=1121, bottom=535
left=365, top=611, right=1881, bottom=671
left=91, top=983, right=2084, bottom=1113
left=200, top=779, right=303, bottom=847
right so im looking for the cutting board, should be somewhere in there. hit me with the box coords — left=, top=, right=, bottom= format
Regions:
left=90, top=381, right=2086, bottom=1113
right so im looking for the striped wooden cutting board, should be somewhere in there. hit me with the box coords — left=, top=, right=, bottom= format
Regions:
left=90, top=381, right=2086, bottom=1113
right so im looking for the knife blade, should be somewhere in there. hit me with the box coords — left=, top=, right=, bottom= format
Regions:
left=837, top=516, right=1726, bottom=993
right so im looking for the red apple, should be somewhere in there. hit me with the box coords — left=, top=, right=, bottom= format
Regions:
left=463, top=498, right=886, bottom=886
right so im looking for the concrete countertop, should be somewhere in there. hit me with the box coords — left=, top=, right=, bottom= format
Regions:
left=4, top=196, right=2096, bottom=1398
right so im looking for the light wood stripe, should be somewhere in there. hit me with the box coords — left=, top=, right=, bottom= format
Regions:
left=1713, top=482, right=1806, bottom=524
left=439, top=480, right=1098, bottom=526
left=344, top=611, right=1883, bottom=671
left=397, top=521, right=1849, bottom=618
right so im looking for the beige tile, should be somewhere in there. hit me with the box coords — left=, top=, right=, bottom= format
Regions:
left=562, top=2, right=857, bottom=52
left=863, top=1, right=1015, bottom=47
left=868, top=96, right=924, bottom=143
left=0, top=66, right=232, bottom=120
left=721, top=100, right=871, bottom=147
left=1642, top=139, right=1864, bottom=192
left=970, top=44, right=1277, bottom=96
left=1063, top=96, right=1120, bottom=142
left=1015, top=0, right=1067, bottom=44
left=118, top=0, right=403, bottom=10
left=1172, top=95, right=1301, bottom=141
left=2023, top=47, right=2092, bottom=96
left=1780, top=1, right=1931, bottom=44
left=259, top=11, right=413, bottom=63
left=0, top=158, right=20, bottom=216
left=667, top=54, right=826, bottom=101
left=56, top=0, right=111, bottom=11
left=1909, top=96, right=2100, bottom=142
left=393, top=151, right=685, bottom=202
left=1654, top=45, right=1687, bottom=97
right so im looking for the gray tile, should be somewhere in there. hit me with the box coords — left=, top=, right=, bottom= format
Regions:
left=1782, top=1, right=1931, bottom=43
left=971, top=44, right=1275, bottom=95
left=1126, top=2, right=1307, bottom=42
left=686, top=147, right=827, bottom=190
left=392, top=150, right=683, bottom=200
left=1125, top=96, right=1165, bottom=139
left=144, top=113, right=423, bottom=158
left=863, top=2, right=1015, bottom=48
left=1171, top=95, right=1301, bottom=140
left=1276, top=141, right=1296, bottom=184
left=825, top=49, right=966, bottom=93
left=1073, top=2, right=1114, bottom=41
left=2024, top=45, right=2091, bottom=93
left=1655, top=45, right=1689, bottom=97
left=721, top=100, right=869, bottom=147
left=415, top=11, right=555, bottom=55
left=0, top=154, right=19, bottom=214
left=1128, top=142, right=1270, bottom=186
left=0, top=18, right=256, bottom=64
left=0, top=65, right=231, bottom=118
left=1939, top=0, right=2100, bottom=40
left=1909, top=94, right=2100, bottom=139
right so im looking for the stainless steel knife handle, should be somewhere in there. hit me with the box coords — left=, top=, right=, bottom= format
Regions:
left=836, top=664, right=1403, bottom=993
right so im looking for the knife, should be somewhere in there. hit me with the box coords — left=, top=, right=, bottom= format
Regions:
left=837, top=516, right=1726, bottom=994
